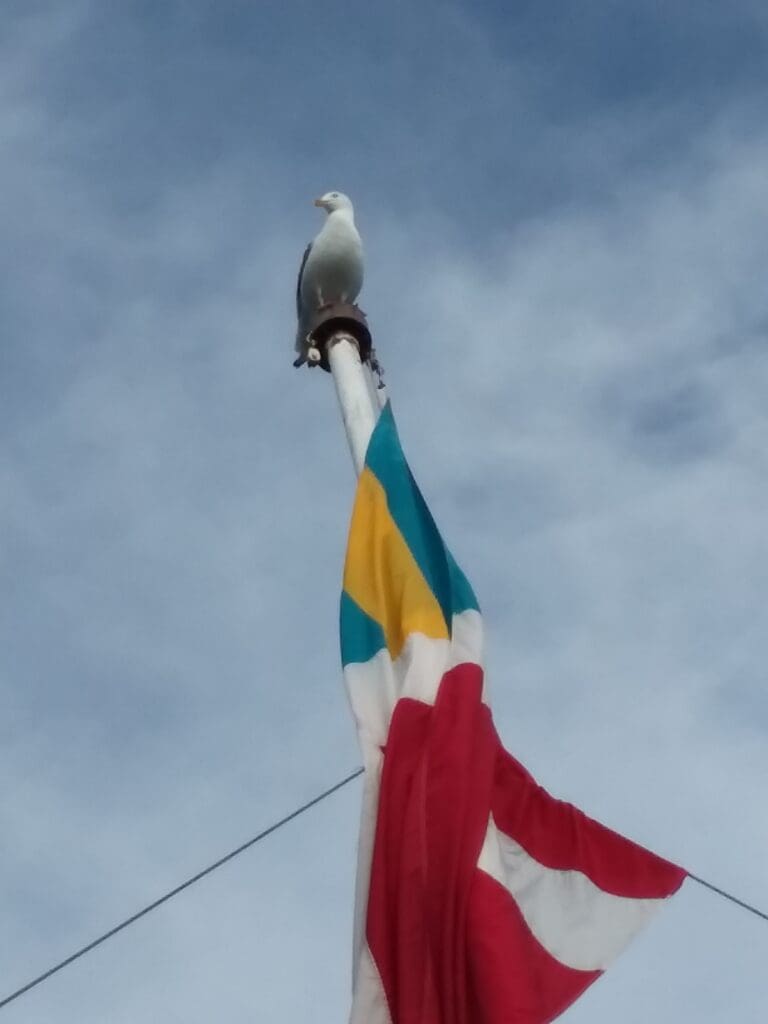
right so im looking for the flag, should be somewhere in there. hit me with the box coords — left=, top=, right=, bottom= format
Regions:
left=341, top=403, right=686, bottom=1024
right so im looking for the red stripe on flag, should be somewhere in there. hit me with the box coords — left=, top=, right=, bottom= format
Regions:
left=467, top=869, right=601, bottom=1023
left=366, top=665, right=497, bottom=1024
left=423, top=664, right=497, bottom=1023
left=491, top=748, right=686, bottom=899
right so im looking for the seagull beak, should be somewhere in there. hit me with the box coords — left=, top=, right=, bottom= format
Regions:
left=313, top=197, right=325, bottom=208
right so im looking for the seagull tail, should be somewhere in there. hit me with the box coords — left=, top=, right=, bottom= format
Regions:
left=293, top=322, right=308, bottom=368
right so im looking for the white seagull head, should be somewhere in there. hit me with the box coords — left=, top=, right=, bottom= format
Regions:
left=314, top=190, right=354, bottom=214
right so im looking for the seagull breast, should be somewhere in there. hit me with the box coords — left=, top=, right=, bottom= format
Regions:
left=299, top=208, right=363, bottom=316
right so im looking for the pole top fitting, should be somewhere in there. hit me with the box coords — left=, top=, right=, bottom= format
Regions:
left=305, top=303, right=372, bottom=373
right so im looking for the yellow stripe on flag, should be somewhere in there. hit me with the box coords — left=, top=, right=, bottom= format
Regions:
left=343, top=467, right=448, bottom=658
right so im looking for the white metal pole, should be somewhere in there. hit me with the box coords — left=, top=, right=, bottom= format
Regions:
left=327, top=333, right=380, bottom=476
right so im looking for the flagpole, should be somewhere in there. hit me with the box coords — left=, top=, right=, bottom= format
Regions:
left=300, top=304, right=381, bottom=477
left=327, top=333, right=380, bottom=476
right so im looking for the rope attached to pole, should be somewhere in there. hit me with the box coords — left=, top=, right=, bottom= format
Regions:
left=1, top=766, right=766, bottom=1013
left=0, top=768, right=364, bottom=1012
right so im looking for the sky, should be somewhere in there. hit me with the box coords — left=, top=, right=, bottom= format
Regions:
left=2, top=1, right=768, bottom=1020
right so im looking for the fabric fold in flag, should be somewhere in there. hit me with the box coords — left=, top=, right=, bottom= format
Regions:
left=341, top=402, right=686, bottom=1024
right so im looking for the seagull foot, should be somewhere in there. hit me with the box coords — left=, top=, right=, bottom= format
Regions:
left=370, top=347, right=385, bottom=388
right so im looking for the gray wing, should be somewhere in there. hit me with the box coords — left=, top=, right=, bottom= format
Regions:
left=296, top=241, right=312, bottom=318
left=293, top=242, right=313, bottom=368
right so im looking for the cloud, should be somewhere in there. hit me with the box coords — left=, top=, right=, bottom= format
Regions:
left=1, top=3, right=767, bottom=1021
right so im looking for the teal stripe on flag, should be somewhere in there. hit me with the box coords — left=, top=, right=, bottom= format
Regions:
left=364, top=403, right=479, bottom=623
left=445, top=548, right=479, bottom=617
left=340, top=591, right=387, bottom=666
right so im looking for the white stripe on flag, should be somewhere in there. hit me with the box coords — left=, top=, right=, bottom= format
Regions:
left=344, top=610, right=486, bottom=747
left=349, top=943, right=392, bottom=1024
left=477, top=816, right=669, bottom=971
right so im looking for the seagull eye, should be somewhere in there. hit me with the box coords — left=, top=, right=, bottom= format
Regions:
left=331, top=192, right=339, bottom=198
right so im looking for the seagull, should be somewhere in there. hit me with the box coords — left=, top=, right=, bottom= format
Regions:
left=294, top=191, right=364, bottom=367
